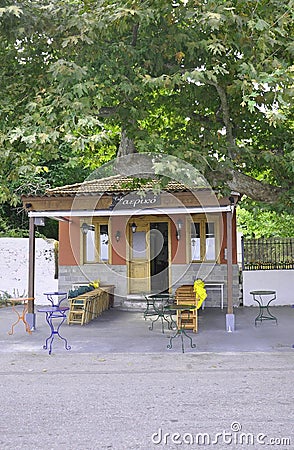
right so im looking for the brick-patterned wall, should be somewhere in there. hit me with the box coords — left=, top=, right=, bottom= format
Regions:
left=171, top=263, right=240, bottom=307
left=58, top=264, right=127, bottom=306
left=59, top=263, right=240, bottom=308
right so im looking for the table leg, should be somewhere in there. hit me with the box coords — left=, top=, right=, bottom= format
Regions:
left=143, top=298, right=152, bottom=319
left=264, top=304, right=278, bottom=323
left=149, top=308, right=173, bottom=333
left=149, top=313, right=161, bottom=331
left=8, top=302, right=32, bottom=335
left=254, top=295, right=278, bottom=325
left=43, top=312, right=71, bottom=355
left=255, top=308, right=278, bottom=325
left=167, top=311, right=196, bottom=353
left=144, top=299, right=161, bottom=322
left=167, top=328, right=196, bottom=353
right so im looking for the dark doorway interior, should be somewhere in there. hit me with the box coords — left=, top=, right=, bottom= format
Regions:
left=150, top=222, right=169, bottom=293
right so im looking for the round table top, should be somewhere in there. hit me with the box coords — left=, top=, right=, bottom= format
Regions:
left=250, top=290, right=276, bottom=295
left=38, top=306, right=69, bottom=313
left=147, top=293, right=172, bottom=299
left=164, top=303, right=196, bottom=311
left=43, top=292, right=67, bottom=296
left=10, top=297, right=34, bottom=302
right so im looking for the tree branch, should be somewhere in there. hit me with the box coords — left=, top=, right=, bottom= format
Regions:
left=209, top=82, right=237, bottom=159
left=97, top=106, right=117, bottom=117
left=207, top=167, right=286, bottom=204
left=131, top=23, right=139, bottom=47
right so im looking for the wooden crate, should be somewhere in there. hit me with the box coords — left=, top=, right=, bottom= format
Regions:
left=175, top=285, right=198, bottom=333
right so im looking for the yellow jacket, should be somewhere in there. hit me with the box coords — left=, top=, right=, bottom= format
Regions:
left=193, top=279, right=207, bottom=309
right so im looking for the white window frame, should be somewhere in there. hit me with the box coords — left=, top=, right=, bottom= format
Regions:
left=82, top=220, right=110, bottom=264
left=188, top=215, right=219, bottom=263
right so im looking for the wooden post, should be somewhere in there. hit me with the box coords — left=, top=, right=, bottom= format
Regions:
left=226, top=209, right=233, bottom=313
left=226, top=209, right=235, bottom=331
left=27, top=216, right=36, bottom=330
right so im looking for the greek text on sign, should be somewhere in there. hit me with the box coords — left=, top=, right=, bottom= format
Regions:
left=116, top=193, right=160, bottom=209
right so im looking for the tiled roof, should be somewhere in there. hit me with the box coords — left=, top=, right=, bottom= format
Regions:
left=45, top=175, right=206, bottom=197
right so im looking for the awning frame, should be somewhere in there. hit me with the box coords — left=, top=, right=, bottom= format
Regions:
left=28, top=205, right=233, bottom=220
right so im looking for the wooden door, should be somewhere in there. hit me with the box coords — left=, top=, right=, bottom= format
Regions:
left=128, top=220, right=150, bottom=293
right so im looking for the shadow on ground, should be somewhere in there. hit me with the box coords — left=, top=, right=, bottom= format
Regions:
left=0, top=305, right=293, bottom=354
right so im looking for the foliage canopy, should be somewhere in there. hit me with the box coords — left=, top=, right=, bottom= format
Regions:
left=0, top=0, right=293, bottom=231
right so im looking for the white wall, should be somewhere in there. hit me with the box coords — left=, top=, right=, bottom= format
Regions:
left=0, top=238, right=58, bottom=305
left=243, top=270, right=294, bottom=306
left=237, top=231, right=243, bottom=267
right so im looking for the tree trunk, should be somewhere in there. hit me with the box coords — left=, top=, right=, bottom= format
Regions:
left=117, top=129, right=137, bottom=158
left=115, top=129, right=155, bottom=177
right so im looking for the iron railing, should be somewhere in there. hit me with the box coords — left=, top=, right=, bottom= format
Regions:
left=242, top=237, right=294, bottom=270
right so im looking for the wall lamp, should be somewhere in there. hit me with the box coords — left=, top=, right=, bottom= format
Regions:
left=81, top=222, right=95, bottom=235
left=176, top=219, right=183, bottom=241
left=131, top=222, right=137, bottom=233
left=115, top=230, right=121, bottom=242
left=34, top=217, right=45, bottom=226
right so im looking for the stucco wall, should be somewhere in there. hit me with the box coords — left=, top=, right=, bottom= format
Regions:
left=0, top=238, right=58, bottom=304
left=242, top=270, right=294, bottom=306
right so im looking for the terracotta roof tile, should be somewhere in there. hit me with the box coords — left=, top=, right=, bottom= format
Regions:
left=45, top=175, right=205, bottom=197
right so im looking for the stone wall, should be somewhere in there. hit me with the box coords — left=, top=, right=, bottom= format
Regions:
left=59, top=262, right=240, bottom=308
left=171, top=263, right=240, bottom=307
left=58, top=264, right=127, bottom=306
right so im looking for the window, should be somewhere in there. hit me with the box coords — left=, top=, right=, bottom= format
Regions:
left=190, top=217, right=218, bottom=262
left=191, top=223, right=201, bottom=261
left=83, top=222, right=109, bottom=263
left=99, top=224, right=109, bottom=261
left=132, top=231, right=147, bottom=259
left=85, top=227, right=96, bottom=262
left=205, top=222, right=216, bottom=260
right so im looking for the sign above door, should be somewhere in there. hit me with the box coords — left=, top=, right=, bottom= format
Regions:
left=112, top=193, right=160, bottom=210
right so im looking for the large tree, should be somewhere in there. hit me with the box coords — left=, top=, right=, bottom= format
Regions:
left=0, top=0, right=293, bottom=213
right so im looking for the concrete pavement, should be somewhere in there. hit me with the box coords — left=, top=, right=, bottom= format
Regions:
left=0, top=305, right=293, bottom=449
left=0, top=305, right=293, bottom=354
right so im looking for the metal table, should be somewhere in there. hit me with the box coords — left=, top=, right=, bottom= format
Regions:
left=38, top=306, right=71, bottom=355
left=144, top=294, right=174, bottom=333
left=203, top=282, right=225, bottom=309
left=7, top=298, right=34, bottom=335
left=164, top=304, right=197, bottom=353
left=43, top=291, right=68, bottom=307
left=250, top=290, right=278, bottom=326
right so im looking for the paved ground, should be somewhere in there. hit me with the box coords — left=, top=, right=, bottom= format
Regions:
left=0, top=305, right=293, bottom=354
left=0, top=305, right=293, bottom=449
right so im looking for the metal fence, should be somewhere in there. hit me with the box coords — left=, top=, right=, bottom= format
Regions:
left=242, top=237, right=294, bottom=270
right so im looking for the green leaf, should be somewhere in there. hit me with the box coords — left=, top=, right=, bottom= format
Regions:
left=254, top=19, right=270, bottom=31
left=0, top=5, right=23, bottom=18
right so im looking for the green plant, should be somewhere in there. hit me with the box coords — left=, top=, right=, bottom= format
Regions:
left=68, top=285, right=95, bottom=299
left=237, top=206, right=294, bottom=238
left=0, top=290, right=12, bottom=307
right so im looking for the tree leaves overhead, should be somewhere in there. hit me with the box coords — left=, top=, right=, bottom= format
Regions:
left=0, top=0, right=293, bottom=214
